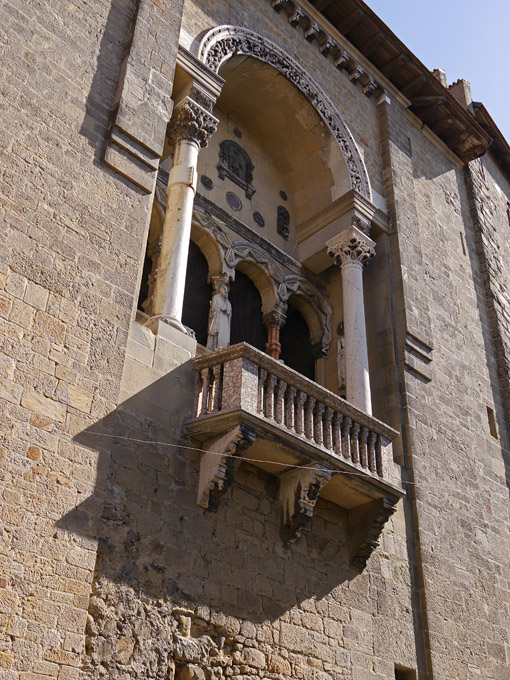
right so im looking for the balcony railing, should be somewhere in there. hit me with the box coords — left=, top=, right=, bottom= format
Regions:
left=187, top=343, right=404, bottom=569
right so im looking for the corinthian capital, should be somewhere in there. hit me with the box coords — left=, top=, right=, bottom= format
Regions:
left=168, top=97, right=218, bottom=148
left=326, top=225, right=376, bottom=266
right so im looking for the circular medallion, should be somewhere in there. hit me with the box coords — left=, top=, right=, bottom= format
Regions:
left=200, top=175, right=213, bottom=190
left=226, top=191, right=242, bottom=211
left=279, top=190, right=288, bottom=201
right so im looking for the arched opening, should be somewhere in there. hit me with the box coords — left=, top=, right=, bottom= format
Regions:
left=182, top=241, right=212, bottom=346
left=229, top=270, right=266, bottom=350
left=280, top=300, right=315, bottom=381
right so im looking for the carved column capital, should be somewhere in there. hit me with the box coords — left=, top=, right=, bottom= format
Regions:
left=168, top=96, right=218, bottom=148
left=326, top=225, right=376, bottom=267
left=263, top=308, right=287, bottom=330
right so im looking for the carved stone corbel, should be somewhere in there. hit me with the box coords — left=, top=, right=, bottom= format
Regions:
left=197, top=426, right=256, bottom=511
left=279, top=465, right=332, bottom=542
left=349, top=496, right=398, bottom=570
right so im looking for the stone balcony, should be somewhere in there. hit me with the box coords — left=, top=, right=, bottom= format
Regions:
left=186, top=343, right=404, bottom=569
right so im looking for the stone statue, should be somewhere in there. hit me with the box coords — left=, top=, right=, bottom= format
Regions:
left=337, top=337, right=346, bottom=391
left=206, top=282, right=232, bottom=350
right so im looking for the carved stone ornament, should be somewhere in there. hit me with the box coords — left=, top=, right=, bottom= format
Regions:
left=262, top=308, right=287, bottom=330
left=277, top=205, right=290, bottom=240
left=279, top=465, right=332, bottom=542
left=327, top=226, right=376, bottom=266
left=350, top=497, right=398, bottom=570
left=253, top=211, right=265, bottom=227
left=218, top=140, right=256, bottom=198
left=168, top=97, right=218, bottom=148
left=201, top=175, right=213, bottom=190
left=196, top=26, right=371, bottom=198
left=197, top=426, right=256, bottom=510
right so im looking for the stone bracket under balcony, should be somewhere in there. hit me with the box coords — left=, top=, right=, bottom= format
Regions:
left=187, top=343, right=404, bottom=570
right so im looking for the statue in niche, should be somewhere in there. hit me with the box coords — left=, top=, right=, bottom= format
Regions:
left=337, top=337, right=346, bottom=393
left=277, top=205, right=290, bottom=240
left=206, top=278, right=232, bottom=351
left=217, top=140, right=256, bottom=199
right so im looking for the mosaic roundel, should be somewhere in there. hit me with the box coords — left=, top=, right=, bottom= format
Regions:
left=226, top=191, right=242, bottom=211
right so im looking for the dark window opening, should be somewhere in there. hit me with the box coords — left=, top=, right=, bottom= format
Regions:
left=280, top=301, right=315, bottom=381
left=229, top=270, right=266, bottom=351
left=137, top=253, right=152, bottom=312
left=395, top=666, right=416, bottom=680
left=182, top=241, right=212, bottom=346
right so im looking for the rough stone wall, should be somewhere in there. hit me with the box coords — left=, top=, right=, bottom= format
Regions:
left=384, top=96, right=510, bottom=678
left=81, top=321, right=417, bottom=680
left=0, top=0, right=182, bottom=677
left=465, top=155, right=510, bottom=428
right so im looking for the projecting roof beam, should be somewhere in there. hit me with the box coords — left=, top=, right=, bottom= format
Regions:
left=380, top=54, right=408, bottom=78
left=359, top=31, right=386, bottom=56
left=402, top=74, right=428, bottom=98
left=314, top=0, right=333, bottom=10
left=337, top=8, right=364, bottom=36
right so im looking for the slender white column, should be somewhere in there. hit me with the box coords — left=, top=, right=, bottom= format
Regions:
left=148, top=96, right=218, bottom=333
left=326, top=224, right=375, bottom=414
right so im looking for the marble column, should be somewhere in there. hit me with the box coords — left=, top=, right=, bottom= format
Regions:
left=147, top=95, right=218, bottom=335
left=263, top=308, right=287, bottom=360
left=326, top=223, right=375, bottom=414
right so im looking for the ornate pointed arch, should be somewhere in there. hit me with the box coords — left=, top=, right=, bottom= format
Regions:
left=229, top=241, right=285, bottom=315
left=196, top=25, right=371, bottom=199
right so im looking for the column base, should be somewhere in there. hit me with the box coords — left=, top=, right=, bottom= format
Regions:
left=144, top=316, right=197, bottom=354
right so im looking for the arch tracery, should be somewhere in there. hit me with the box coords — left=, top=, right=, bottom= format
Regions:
left=196, top=25, right=371, bottom=199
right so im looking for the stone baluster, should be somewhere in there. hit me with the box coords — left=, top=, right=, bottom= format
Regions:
left=263, top=308, right=286, bottom=360
left=327, top=221, right=376, bottom=414
left=199, top=367, right=211, bottom=415
left=376, top=435, right=383, bottom=477
left=304, top=396, right=316, bottom=440
left=275, top=379, right=287, bottom=424
left=264, top=373, right=278, bottom=419
left=332, top=411, right=343, bottom=455
left=314, top=402, right=325, bottom=446
left=285, top=385, right=297, bottom=430
left=360, top=426, right=369, bottom=469
left=147, top=94, right=218, bottom=336
left=368, top=430, right=377, bottom=473
left=341, top=416, right=352, bottom=460
left=350, top=421, right=360, bottom=465
left=295, top=391, right=307, bottom=435
left=257, top=368, right=267, bottom=414
left=211, top=364, right=222, bottom=412
left=324, top=407, right=334, bottom=450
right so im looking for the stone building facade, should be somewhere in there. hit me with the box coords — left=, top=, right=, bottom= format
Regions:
left=1, top=0, right=509, bottom=679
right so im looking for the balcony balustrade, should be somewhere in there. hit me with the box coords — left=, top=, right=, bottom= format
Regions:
left=186, top=342, right=404, bottom=569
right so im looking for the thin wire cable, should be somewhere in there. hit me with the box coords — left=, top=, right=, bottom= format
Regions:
left=85, top=429, right=415, bottom=486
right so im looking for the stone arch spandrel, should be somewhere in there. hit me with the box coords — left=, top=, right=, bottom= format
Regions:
left=191, top=209, right=232, bottom=281
left=196, top=25, right=371, bottom=199
left=231, top=241, right=284, bottom=315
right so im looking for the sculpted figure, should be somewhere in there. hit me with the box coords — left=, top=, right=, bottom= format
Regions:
left=337, top=337, right=346, bottom=391
left=206, top=283, right=232, bottom=350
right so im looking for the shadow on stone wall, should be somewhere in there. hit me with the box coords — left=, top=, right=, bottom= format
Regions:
left=57, top=364, right=357, bottom=677
left=79, top=0, right=138, bottom=161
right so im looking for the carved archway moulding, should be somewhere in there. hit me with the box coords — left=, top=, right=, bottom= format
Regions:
left=196, top=25, right=371, bottom=199
left=192, top=207, right=331, bottom=353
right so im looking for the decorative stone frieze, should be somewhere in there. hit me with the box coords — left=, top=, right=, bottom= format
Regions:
left=266, top=0, right=383, bottom=100
left=196, top=26, right=371, bottom=198
left=280, top=465, right=332, bottom=542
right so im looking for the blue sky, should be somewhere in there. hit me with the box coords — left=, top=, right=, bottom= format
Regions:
left=363, top=0, right=510, bottom=144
